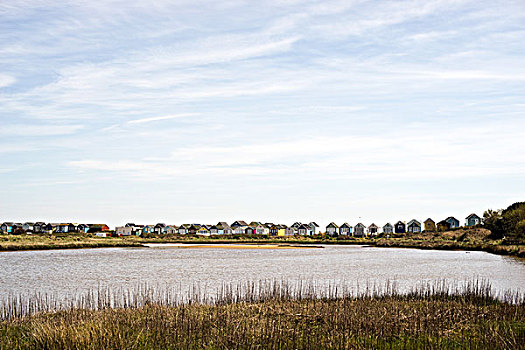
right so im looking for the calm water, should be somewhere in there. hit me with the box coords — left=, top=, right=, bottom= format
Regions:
left=1, top=245, right=524, bottom=299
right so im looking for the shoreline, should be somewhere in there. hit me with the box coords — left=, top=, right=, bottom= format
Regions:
left=0, top=235, right=524, bottom=258
left=138, top=237, right=525, bottom=258
left=144, top=242, right=323, bottom=249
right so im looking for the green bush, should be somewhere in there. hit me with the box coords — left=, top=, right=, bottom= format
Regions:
left=484, top=202, right=525, bottom=240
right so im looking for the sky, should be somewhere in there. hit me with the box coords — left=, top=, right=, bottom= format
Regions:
left=1, top=0, right=524, bottom=228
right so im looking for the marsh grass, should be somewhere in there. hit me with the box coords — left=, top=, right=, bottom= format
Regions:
left=0, top=234, right=143, bottom=251
left=1, top=280, right=524, bottom=349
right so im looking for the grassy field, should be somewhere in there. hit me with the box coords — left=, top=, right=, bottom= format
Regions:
left=372, top=228, right=525, bottom=258
left=0, top=281, right=523, bottom=349
left=0, top=233, right=143, bottom=251
left=1, top=228, right=524, bottom=258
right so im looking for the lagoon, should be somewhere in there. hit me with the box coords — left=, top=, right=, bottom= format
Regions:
left=1, top=245, right=524, bottom=300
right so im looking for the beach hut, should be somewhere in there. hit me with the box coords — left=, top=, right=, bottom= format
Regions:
left=255, top=224, right=266, bottom=235
left=465, top=214, right=482, bottom=227
left=424, top=218, right=436, bottom=232
left=115, top=226, right=133, bottom=236
left=445, top=217, right=460, bottom=229
left=437, top=220, right=451, bottom=232
left=339, top=223, right=352, bottom=235
left=33, top=222, right=46, bottom=233
left=208, top=225, right=219, bottom=235
left=1, top=222, right=13, bottom=234
left=77, top=224, right=90, bottom=233
left=309, top=222, right=319, bottom=235
left=22, top=222, right=34, bottom=232
left=354, top=223, right=366, bottom=237
left=395, top=221, right=406, bottom=234
left=154, top=223, right=166, bottom=234
left=164, top=225, right=178, bottom=234
left=188, top=224, right=200, bottom=235
left=407, top=220, right=422, bottom=233
left=291, top=222, right=302, bottom=229
left=383, top=223, right=393, bottom=234
left=198, top=225, right=210, bottom=235
left=298, top=223, right=310, bottom=235
left=259, top=223, right=271, bottom=235
left=285, top=226, right=296, bottom=236
left=218, top=222, right=232, bottom=234
left=233, top=225, right=246, bottom=234
left=231, top=221, right=248, bottom=229
left=88, top=224, right=110, bottom=233
left=44, top=223, right=57, bottom=233
left=326, top=222, right=339, bottom=236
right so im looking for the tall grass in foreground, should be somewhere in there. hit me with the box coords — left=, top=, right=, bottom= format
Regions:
left=1, top=280, right=524, bottom=349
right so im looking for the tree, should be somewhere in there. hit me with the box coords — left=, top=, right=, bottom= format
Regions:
left=483, top=209, right=504, bottom=238
left=516, top=220, right=525, bottom=236
left=484, top=202, right=525, bottom=240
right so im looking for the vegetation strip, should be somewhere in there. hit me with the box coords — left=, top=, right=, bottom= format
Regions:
left=1, top=280, right=523, bottom=349
left=0, top=238, right=144, bottom=252
left=2, top=231, right=524, bottom=258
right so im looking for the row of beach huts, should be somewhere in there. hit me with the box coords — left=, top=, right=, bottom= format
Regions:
left=325, top=214, right=482, bottom=236
left=0, top=222, right=110, bottom=235
left=1, top=214, right=483, bottom=237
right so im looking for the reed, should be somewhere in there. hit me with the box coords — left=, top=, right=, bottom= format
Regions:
left=0, top=280, right=523, bottom=349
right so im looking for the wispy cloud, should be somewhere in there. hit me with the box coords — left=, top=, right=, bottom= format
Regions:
left=0, top=144, right=38, bottom=154
left=68, top=119, right=525, bottom=181
left=0, top=73, right=15, bottom=88
left=0, top=124, right=84, bottom=136
left=2, top=0, right=524, bottom=225
left=141, top=36, right=300, bottom=67
left=127, top=114, right=197, bottom=124
left=311, top=0, right=473, bottom=38
left=406, top=30, right=458, bottom=42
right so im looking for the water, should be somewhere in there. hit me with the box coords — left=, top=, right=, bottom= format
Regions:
left=1, top=245, right=524, bottom=299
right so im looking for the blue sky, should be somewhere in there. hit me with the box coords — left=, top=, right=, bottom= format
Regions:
left=1, top=0, right=524, bottom=228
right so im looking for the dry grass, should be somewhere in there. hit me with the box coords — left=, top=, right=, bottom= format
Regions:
left=373, top=228, right=525, bottom=258
left=0, top=234, right=143, bottom=251
left=414, top=228, right=492, bottom=241
left=0, top=280, right=524, bottom=349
